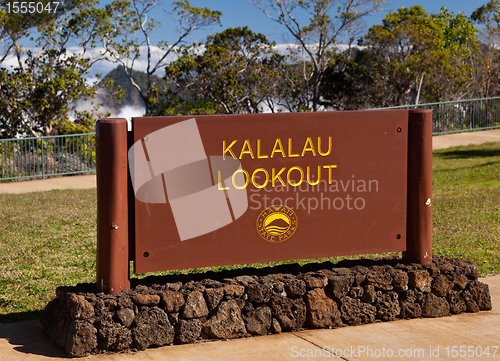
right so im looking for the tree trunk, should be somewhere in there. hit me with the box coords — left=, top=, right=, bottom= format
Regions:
left=312, top=69, right=321, bottom=112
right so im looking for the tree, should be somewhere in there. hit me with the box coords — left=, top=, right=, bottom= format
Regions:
left=113, top=0, right=221, bottom=115
left=156, top=26, right=284, bottom=115
left=427, top=8, right=479, bottom=101
left=358, top=6, right=478, bottom=107
left=0, top=0, right=130, bottom=138
left=0, top=0, right=65, bottom=65
left=471, top=1, right=500, bottom=97
left=0, top=1, right=60, bottom=137
left=319, top=50, right=371, bottom=110
left=264, top=46, right=316, bottom=112
left=471, top=0, right=500, bottom=43
left=249, top=0, right=384, bottom=111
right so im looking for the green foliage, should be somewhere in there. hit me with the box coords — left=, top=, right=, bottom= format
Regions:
left=173, top=0, right=222, bottom=24
left=319, top=50, right=371, bottom=110
left=472, top=0, right=500, bottom=30
left=58, top=120, right=93, bottom=135
left=0, top=0, right=70, bottom=38
left=434, top=8, right=478, bottom=55
left=355, top=5, right=479, bottom=107
left=157, top=27, right=284, bottom=115
left=156, top=94, right=219, bottom=116
left=0, top=0, right=132, bottom=138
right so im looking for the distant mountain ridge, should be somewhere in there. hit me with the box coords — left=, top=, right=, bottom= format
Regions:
left=94, top=65, right=167, bottom=115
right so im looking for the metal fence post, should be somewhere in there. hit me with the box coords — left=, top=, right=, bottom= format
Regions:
left=404, top=109, right=433, bottom=264
left=41, top=139, right=45, bottom=179
left=96, top=118, right=130, bottom=294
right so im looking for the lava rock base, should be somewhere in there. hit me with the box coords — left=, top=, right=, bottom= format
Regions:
left=40, top=256, right=492, bottom=357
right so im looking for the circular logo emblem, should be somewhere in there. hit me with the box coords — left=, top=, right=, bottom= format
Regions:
left=256, top=205, right=298, bottom=243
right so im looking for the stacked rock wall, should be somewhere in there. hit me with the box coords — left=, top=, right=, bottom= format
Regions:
left=40, top=256, right=492, bottom=357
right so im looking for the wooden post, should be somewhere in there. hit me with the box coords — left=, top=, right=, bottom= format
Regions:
left=404, top=109, right=433, bottom=264
left=96, top=118, right=130, bottom=294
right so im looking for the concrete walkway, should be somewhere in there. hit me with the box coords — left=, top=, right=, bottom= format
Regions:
left=0, top=174, right=96, bottom=194
left=1, top=129, right=499, bottom=195
left=432, top=128, right=500, bottom=150
left=0, top=274, right=498, bottom=360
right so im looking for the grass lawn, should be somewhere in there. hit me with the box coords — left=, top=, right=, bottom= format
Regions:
left=432, top=142, right=500, bottom=276
left=0, top=141, right=499, bottom=321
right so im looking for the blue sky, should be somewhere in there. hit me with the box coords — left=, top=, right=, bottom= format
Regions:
left=116, top=0, right=486, bottom=45
left=87, top=0, right=486, bottom=80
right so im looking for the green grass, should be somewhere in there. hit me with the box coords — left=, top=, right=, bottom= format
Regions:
left=432, top=142, right=500, bottom=276
left=0, top=141, right=499, bottom=320
left=433, top=143, right=500, bottom=191
left=0, top=189, right=97, bottom=321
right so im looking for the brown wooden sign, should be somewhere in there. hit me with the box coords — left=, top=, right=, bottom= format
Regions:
left=96, top=109, right=432, bottom=294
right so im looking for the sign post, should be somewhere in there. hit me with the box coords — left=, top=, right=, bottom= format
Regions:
left=96, top=118, right=130, bottom=294
left=404, top=109, right=433, bottom=264
left=96, top=110, right=433, bottom=294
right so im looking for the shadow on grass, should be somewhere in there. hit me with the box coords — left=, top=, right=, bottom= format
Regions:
left=0, top=310, right=42, bottom=323
left=436, top=147, right=500, bottom=160
left=432, top=160, right=500, bottom=173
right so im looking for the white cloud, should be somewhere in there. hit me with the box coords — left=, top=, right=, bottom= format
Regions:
left=114, top=104, right=145, bottom=119
left=114, top=105, right=146, bottom=131
left=84, top=76, right=101, bottom=86
left=0, top=55, right=22, bottom=69
left=69, top=97, right=145, bottom=130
